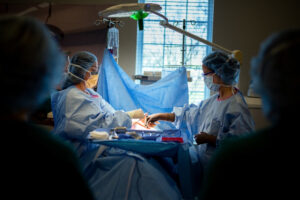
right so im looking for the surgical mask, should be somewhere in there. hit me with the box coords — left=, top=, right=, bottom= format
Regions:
left=204, top=75, right=220, bottom=92
left=68, top=63, right=91, bottom=82
left=86, top=74, right=99, bottom=88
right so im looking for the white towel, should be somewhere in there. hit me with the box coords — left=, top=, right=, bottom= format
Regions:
left=89, top=131, right=109, bottom=140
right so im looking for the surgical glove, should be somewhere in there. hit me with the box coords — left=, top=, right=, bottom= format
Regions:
left=126, top=108, right=144, bottom=119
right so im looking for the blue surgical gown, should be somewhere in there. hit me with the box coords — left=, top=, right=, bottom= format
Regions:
left=51, top=86, right=131, bottom=155
left=173, top=90, right=255, bottom=168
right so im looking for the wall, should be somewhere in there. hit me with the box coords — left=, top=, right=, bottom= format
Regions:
left=0, top=4, right=109, bottom=62
left=0, top=0, right=137, bottom=75
left=118, top=17, right=137, bottom=76
left=213, top=0, right=300, bottom=94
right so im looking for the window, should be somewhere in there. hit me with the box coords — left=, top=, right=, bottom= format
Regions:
left=136, top=0, right=214, bottom=104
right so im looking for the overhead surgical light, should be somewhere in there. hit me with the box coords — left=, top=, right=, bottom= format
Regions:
left=98, top=3, right=242, bottom=63
left=98, top=3, right=161, bottom=18
left=99, top=3, right=161, bottom=31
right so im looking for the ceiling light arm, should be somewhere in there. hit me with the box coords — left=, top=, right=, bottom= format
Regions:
left=148, top=10, right=242, bottom=63
left=148, top=10, right=168, bottom=23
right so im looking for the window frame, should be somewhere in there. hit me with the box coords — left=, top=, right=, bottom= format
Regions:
left=136, top=0, right=214, bottom=102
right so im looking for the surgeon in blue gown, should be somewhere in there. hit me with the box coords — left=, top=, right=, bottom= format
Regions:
left=52, top=51, right=183, bottom=200
left=146, top=51, right=255, bottom=169
left=51, top=51, right=131, bottom=156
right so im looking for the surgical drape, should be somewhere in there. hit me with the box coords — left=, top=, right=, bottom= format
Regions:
left=97, top=49, right=189, bottom=114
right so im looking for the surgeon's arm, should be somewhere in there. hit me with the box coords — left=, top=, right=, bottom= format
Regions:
left=194, top=132, right=217, bottom=146
left=146, top=113, right=175, bottom=124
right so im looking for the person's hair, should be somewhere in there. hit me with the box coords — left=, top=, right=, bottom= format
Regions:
left=202, top=51, right=240, bottom=85
left=62, top=51, right=97, bottom=89
left=251, top=29, right=300, bottom=123
left=0, top=15, right=65, bottom=114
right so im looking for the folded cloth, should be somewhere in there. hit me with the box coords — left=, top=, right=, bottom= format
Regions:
left=89, top=131, right=109, bottom=140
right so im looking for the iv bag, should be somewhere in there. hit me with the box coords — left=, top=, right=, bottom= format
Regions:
left=107, top=27, right=119, bottom=59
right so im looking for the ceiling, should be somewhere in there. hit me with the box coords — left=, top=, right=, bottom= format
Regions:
left=0, top=0, right=136, bottom=5
left=0, top=0, right=137, bottom=32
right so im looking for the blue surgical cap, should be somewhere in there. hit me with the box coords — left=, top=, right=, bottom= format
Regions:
left=63, top=51, right=97, bottom=89
left=202, top=51, right=240, bottom=85
left=0, top=16, right=65, bottom=114
left=250, top=29, right=300, bottom=123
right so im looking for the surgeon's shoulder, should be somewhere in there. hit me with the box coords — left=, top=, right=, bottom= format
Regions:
left=67, top=86, right=80, bottom=94
left=233, top=90, right=248, bottom=104
left=205, top=93, right=219, bottom=103
left=229, top=91, right=248, bottom=108
left=86, top=88, right=99, bottom=95
left=65, top=86, right=89, bottom=101
left=52, top=86, right=74, bottom=98
left=198, top=93, right=218, bottom=107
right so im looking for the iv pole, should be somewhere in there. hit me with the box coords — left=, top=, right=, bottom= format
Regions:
left=181, top=19, right=186, bottom=67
